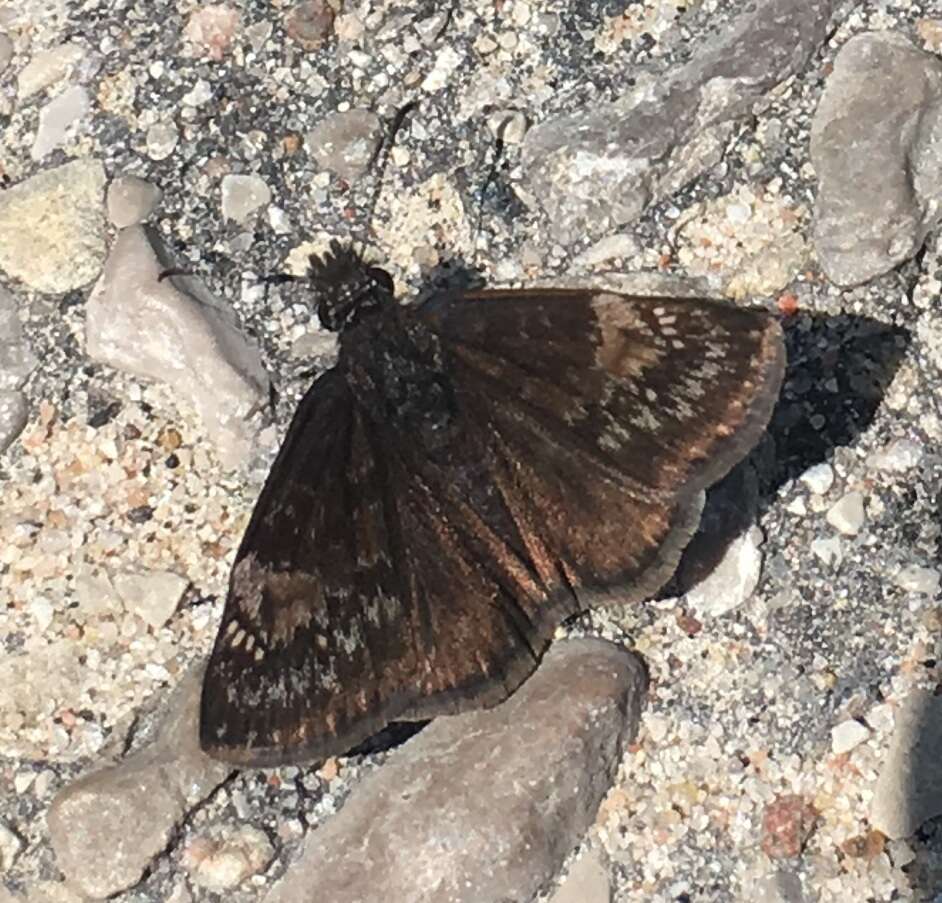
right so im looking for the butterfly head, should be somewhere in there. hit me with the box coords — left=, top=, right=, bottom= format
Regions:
left=309, top=240, right=395, bottom=333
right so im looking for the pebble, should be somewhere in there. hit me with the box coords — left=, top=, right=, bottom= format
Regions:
left=0, top=158, right=106, bottom=293
left=825, top=491, right=865, bottom=536
left=867, top=438, right=925, bottom=472
left=892, top=564, right=941, bottom=595
left=146, top=121, right=179, bottom=161
left=183, top=4, right=240, bottom=61
left=16, top=42, right=84, bottom=99
left=31, top=84, right=91, bottom=160
left=284, top=0, right=335, bottom=50
left=811, top=535, right=843, bottom=566
left=112, top=570, right=188, bottom=630
left=573, top=234, right=641, bottom=267
left=0, top=33, right=12, bottom=75
left=184, top=826, right=274, bottom=890
left=304, top=109, right=383, bottom=181
left=830, top=719, right=870, bottom=754
left=800, top=461, right=834, bottom=495
left=0, top=821, right=24, bottom=871
left=106, top=174, right=163, bottom=227
left=220, top=173, right=272, bottom=223
left=0, top=285, right=38, bottom=392
left=685, top=525, right=764, bottom=617
left=550, top=849, right=611, bottom=903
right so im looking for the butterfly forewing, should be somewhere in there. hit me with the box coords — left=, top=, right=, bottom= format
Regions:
left=200, top=276, right=784, bottom=766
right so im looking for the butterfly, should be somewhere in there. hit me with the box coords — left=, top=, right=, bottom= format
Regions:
left=199, top=241, right=785, bottom=766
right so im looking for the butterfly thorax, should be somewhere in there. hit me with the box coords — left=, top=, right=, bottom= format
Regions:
left=339, top=307, right=458, bottom=453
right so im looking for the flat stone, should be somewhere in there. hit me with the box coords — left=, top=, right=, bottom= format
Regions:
left=811, top=32, right=942, bottom=286
left=0, top=821, right=24, bottom=870
left=48, top=667, right=233, bottom=899
left=550, top=849, right=611, bottom=903
left=870, top=690, right=942, bottom=838
left=31, top=84, right=91, bottom=160
left=0, top=33, right=13, bottom=75
left=825, top=491, right=866, bottom=536
left=892, top=565, right=940, bottom=595
left=0, top=287, right=37, bottom=392
left=84, top=225, right=269, bottom=468
left=284, top=0, right=335, bottom=50
left=867, top=438, right=925, bottom=473
left=305, top=108, right=383, bottom=181
left=146, top=120, right=179, bottom=161
left=799, top=462, right=834, bottom=495
left=267, top=639, right=647, bottom=903
left=106, top=174, right=162, bottom=227
left=0, top=159, right=106, bottom=293
left=184, top=825, right=274, bottom=890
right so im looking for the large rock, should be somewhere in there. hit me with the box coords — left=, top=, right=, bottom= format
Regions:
left=520, top=0, right=836, bottom=242
left=48, top=667, right=233, bottom=899
left=267, top=639, right=647, bottom=903
left=811, top=32, right=942, bottom=286
left=85, top=225, right=270, bottom=468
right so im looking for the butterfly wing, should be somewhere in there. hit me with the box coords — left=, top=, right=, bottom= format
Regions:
left=414, top=286, right=785, bottom=611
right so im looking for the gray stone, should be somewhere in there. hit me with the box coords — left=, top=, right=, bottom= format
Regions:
left=220, top=173, right=271, bottom=223
left=825, top=491, right=865, bottom=536
left=810, top=535, right=843, bottom=567
left=305, top=109, right=383, bottom=181
left=267, top=639, right=647, bottom=903
left=0, top=389, right=27, bottom=453
left=185, top=825, right=274, bottom=890
left=0, top=159, right=106, bottom=293
left=869, top=689, right=942, bottom=838
left=112, top=570, right=188, bottom=630
left=106, top=175, right=162, bottom=227
left=0, top=284, right=38, bottom=392
left=520, top=0, right=835, bottom=241
left=550, top=849, right=611, bottom=903
left=31, top=84, right=90, bottom=160
left=48, top=667, right=233, bottom=899
left=685, top=525, right=764, bottom=618
left=85, top=225, right=270, bottom=468
left=16, top=42, right=84, bottom=99
left=811, top=32, right=942, bottom=286
left=0, top=821, right=23, bottom=871
left=867, top=438, right=925, bottom=473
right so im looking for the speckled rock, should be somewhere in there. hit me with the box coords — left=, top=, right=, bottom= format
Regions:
left=550, top=849, right=611, bottom=903
left=106, top=175, right=162, bottom=227
left=811, top=32, right=942, bottom=286
left=84, top=224, right=270, bottom=468
left=31, top=84, right=91, bottom=160
left=0, top=159, right=106, bottom=293
left=267, top=639, right=647, bottom=903
left=305, top=109, right=383, bottom=181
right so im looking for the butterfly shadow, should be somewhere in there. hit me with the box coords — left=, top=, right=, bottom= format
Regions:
left=666, top=312, right=911, bottom=596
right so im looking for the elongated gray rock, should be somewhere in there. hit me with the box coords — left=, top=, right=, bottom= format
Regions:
left=85, top=225, right=269, bottom=468
left=811, top=32, right=942, bottom=286
left=869, top=689, right=942, bottom=838
left=520, top=0, right=835, bottom=242
left=267, top=639, right=647, bottom=903
left=48, top=667, right=233, bottom=899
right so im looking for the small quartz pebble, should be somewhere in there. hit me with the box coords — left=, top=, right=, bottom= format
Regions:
left=574, top=234, right=641, bottom=267
left=831, top=719, right=869, bottom=754
left=183, top=4, right=240, bottom=60
left=868, top=438, right=924, bottom=472
left=146, top=121, right=179, bottom=161
left=0, top=33, right=12, bottom=75
left=184, top=826, right=274, bottom=890
left=221, top=173, right=272, bottom=223
left=31, top=85, right=91, bottom=160
left=892, top=564, right=941, bottom=595
left=800, top=462, right=834, bottom=495
left=825, top=491, right=865, bottom=536
left=685, top=525, right=763, bottom=617
left=811, top=535, right=843, bottom=566
left=305, top=109, right=383, bottom=181
left=107, top=175, right=162, bottom=227
left=112, top=570, right=188, bottom=630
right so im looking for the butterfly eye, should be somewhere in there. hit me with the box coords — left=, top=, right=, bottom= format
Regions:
left=368, top=267, right=395, bottom=294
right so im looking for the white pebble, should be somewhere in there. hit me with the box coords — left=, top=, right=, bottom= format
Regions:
left=826, top=491, right=865, bottom=536
left=800, top=462, right=834, bottom=495
left=831, top=719, right=869, bottom=754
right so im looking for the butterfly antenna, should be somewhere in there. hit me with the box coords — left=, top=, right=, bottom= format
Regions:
left=359, top=100, right=420, bottom=250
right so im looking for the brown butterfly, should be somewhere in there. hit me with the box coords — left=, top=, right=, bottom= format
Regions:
left=200, top=242, right=785, bottom=766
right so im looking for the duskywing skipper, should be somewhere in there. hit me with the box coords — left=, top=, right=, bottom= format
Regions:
left=200, top=242, right=785, bottom=766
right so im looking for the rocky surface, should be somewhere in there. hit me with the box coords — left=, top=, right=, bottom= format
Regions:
left=1, top=1, right=942, bottom=902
